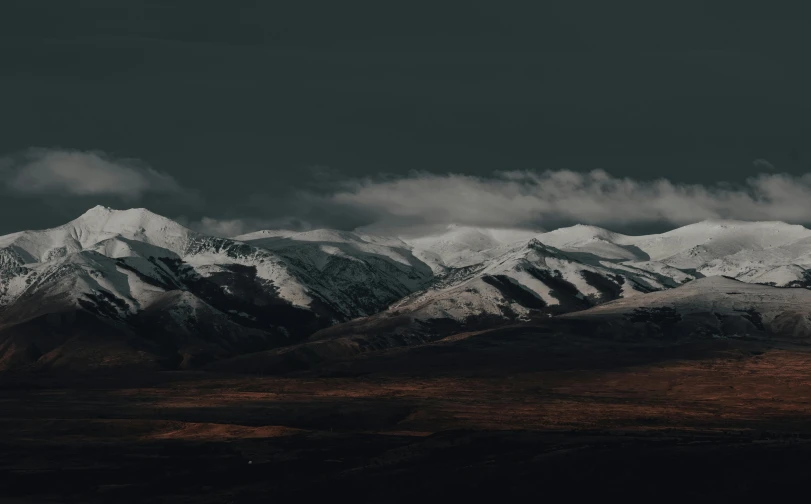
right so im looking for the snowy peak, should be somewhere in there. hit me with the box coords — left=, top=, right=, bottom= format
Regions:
left=532, top=220, right=811, bottom=286
left=541, top=220, right=811, bottom=263
left=539, top=224, right=627, bottom=247
left=78, top=204, right=113, bottom=218
left=633, top=220, right=811, bottom=261
left=410, top=224, right=538, bottom=248
left=0, top=206, right=196, bottom=264
left=405, top=224, right=539, bottom=272
left=71, top=205, right=182, bottom=232
left=235, top=226, right=434, bottom=310
left=68, top=206, right=195, bottom=252
left=408, top=226, right=503, bottom=254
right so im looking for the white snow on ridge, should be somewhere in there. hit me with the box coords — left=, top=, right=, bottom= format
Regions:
left=237, top=228, right=420, bottom=269
left=364, top=219, right=811, bottom=326
left=6, top=207, right=811, bottom=337
left=564, top=275, right=811, bottom=323
left=0, top=205, right=194, bottom=264
left=538, top=224, right=628, bottom=248
left=404, top=224, right=539, bottom=272
left=537, top=220, right=811, bottom=286
left=0, top=207, right=418, bottom=321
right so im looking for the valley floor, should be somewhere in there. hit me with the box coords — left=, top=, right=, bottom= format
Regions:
left=3, top=334, right=811, bottom=502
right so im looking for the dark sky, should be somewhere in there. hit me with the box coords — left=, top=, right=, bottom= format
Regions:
left=2, top=2, right=811, bottom=234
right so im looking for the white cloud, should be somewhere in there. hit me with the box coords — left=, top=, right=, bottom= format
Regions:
left=2, top=148, right=182, bottom=199
left=193, top=217, right=253, bottom=238
left=186, top=216, right=312, bottom=238
left=324, top=169, right=811, bottom=234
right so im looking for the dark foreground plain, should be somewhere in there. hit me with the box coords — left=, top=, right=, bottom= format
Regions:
left=3, top=327, right=811, bottom=502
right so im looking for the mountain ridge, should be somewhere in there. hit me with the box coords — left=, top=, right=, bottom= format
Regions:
left=4, top=207, right=811, bottom=371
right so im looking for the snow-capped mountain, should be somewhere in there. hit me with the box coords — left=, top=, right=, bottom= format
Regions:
left=561, top=276, right=811, bottom=342
left=5, top=208, right=811, bottom=371
left=307, top=220, right=811, bottom=355
left=0, top=206, right=433, bottom=370
left=307, top=236, right=689, bottom=349
left=234, top=228, right=432, bottom=316
left=392, top=237, right=677, bottom=320
left=538, top=220, right=811, bottom=286
left=404, top=225, right=539, bottom=273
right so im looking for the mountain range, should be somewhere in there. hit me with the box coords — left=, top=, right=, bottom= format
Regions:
left=3, top=206, right=811, bottom=371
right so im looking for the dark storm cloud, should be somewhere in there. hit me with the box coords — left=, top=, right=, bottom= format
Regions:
left=2, top=2, right=811, bottom=234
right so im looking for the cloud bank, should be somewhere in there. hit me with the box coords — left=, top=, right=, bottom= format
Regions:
left=183, top=216, right=312, bottom=238
left=1, top=149, right=182, bottom=199
left=319, top=169, right=811, bottom=235
left=9, top=148, right=811, bottom=239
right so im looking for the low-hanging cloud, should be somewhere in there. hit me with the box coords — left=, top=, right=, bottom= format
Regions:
left=1, top=148, right=183, bottom=199
left=323, top=169, right=811, bottom=234
left=182, top=216, right=313, bottom=238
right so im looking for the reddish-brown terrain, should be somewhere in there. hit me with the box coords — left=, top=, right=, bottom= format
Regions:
left=3, top=327, right=811, bottom=502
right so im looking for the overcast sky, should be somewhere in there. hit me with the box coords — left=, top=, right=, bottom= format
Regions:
left=3, top=2, right=811, bottom=236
